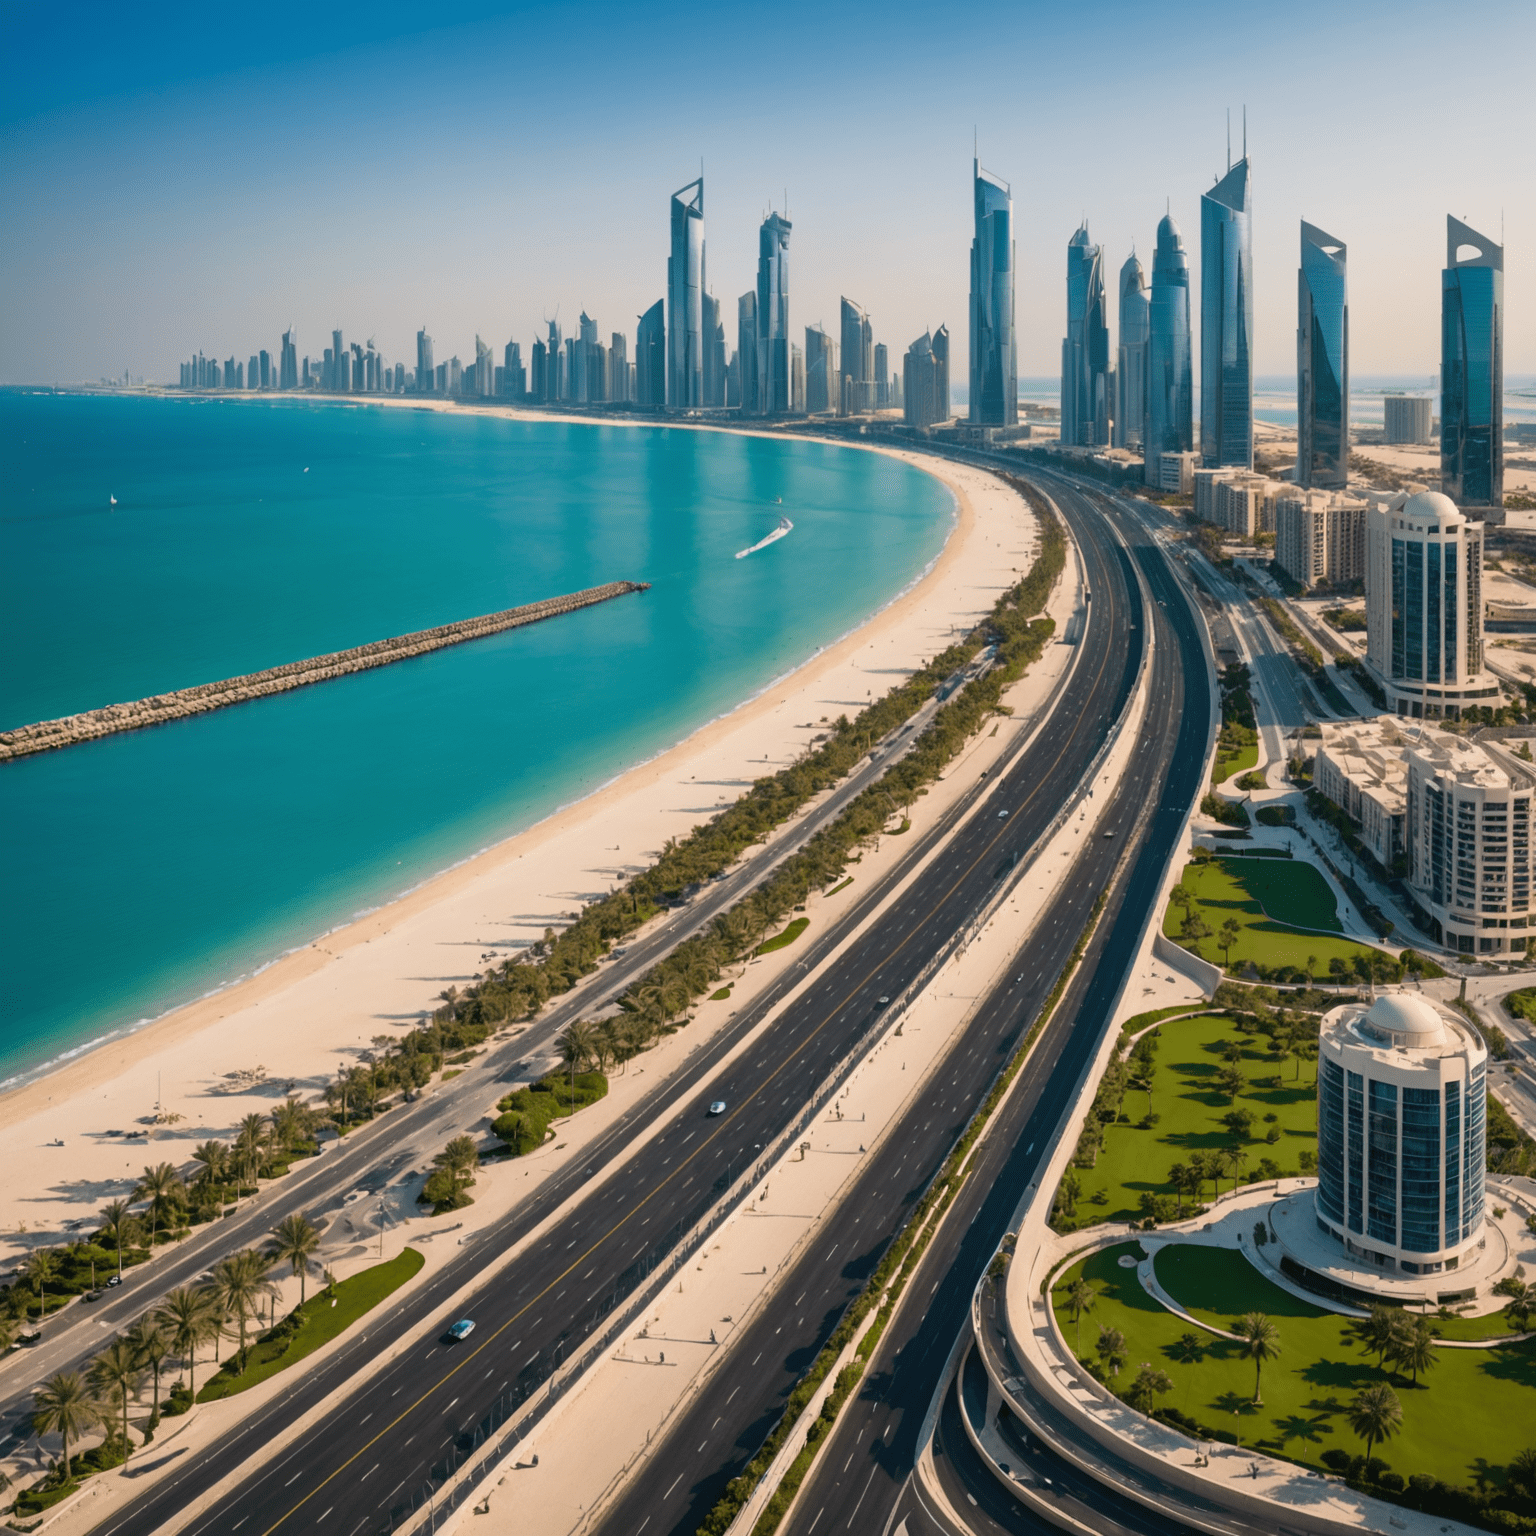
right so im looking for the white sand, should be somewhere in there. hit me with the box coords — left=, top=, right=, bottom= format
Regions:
left=0, top=442, right=1037, bottom=1272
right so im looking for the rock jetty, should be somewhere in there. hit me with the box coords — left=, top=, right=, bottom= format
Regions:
left=0, top=580, right=650, bottom=763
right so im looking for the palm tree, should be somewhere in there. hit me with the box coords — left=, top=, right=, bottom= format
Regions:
left=87, top=1338, right=145, bottom=1460
left=1347, top=1382, right=1404, bottom=1467
left=1218, top=918, right=1242, bottom=967
left=133, top=1163, right=185, bottom=1247
left=1216, top=1064, right=1247, bottom=1103
left=154, top=1286, right=221, bottom=1401
left=1095, top=1325, right=1127, bottom=1382
left=1353, top=1305, right=1402, bottom=1369
left=190, top=1140, right=229, bottom=1192
left=211, top=1251, right=278, bottom=1370
left=435, top=1135, right=481, bottom=1193
left=31, top=1372, right=103, bottom=1482
left=1234, top=1312, right=1282, bottom=1403
left=1217, top=1144, right=1245, bottom=1195
left=558, top=1021, right=598, bottom=1076
left=26, top=1247, right=59, bottom=1321
left=269, top=1213, right=321, bottom=1307
left=98, top=1199, right=138, bottom=1281
left=234, top=1114, right=268, bottom=1190
left=1064, top=1279, right=1096, bottom=1347
left=125, top=1316, right=172, bottom=1426
left=1388, top=1315, right=1439, bottom=1386
left=1125, top=1364, right=1173, bottom=1416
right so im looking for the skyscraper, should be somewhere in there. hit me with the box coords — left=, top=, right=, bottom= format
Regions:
left=332, top=330, right=347, bottom=394
left=475, top=336, right=494, bottom=397
left=969, top=159, right=1016, bottom=426
left=756, top=211, right=792, bottom=415
left=1200, top=156, right=1254, bottom=467
left=1297, top=221, right=1349, bottom=490
left=1442, top=215, right=1504, bottom=510
left=737, top=292, right=759, bottom=416
left=416, top=329, right=434, bottom=394
left=503, top=340, right=525, bottom=398
left=280, top=329, right=298, bottom=391
left=636, top=301, right=665, bottom=407
left=805, top=325, right=836, bottom=414
left=874, top=343, right=889, bottom=408
left=903, top=330, right=946, bottom=428
left=1061, top=225, right=1111, bottom=447
left=546, top=320, right=565, bottom=402
left=608, top=333, right=629, bottom=403
left=1115, top=253, right=1149, bottom=451
left=839, top=297, right=873, bottom=415
left=1146, top=214, right=1193, bottom=473
left=702, top=293, right=727, bottom=407
left=667, top=177, right=705, bottom=409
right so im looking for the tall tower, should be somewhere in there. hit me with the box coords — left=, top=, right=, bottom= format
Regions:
left=416, top=329, right=434, bottom=394
left=1115, top=253, right=1149, bottom=451
left=969, top=159, right=1017, bottom=426
left=1200, top=155, right=1254, bottom=467
left=1147, top=214, right=1193, bottom=470
left=279, top=329, right=298, bottom=391
left=667, top=177, right=705, bottom=409
left=636, top=301, right=665, bottom=408
left=1442, top=216, right=1504, bottom=510
left=1297, top=221, right=1349, bottom=490
left=756, top=211, right=792, bottom=415
left=737, top=292, right=759, bottom=416
left=839, top=297, right=873, bottom=415
left=1061, top=225, right=1111, bottom=447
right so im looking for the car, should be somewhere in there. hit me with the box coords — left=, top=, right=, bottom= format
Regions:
left=997, top=808, right=1009, bottom=818
left=105, top=1274, right=122, bottom=1288
left=446, top=1319, right=476, bottom=1342
left=707, top=1101, right=727, bottom=1116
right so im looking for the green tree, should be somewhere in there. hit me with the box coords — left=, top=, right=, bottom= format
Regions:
left=1347, top=1382, right=1404, bottom=1466
left=1125, top=1364, right=1173, bottom=1416
left=1218, top=918, right=1242, bottom=966
left=1353, top=1306, right=1403, bottom=1369
left=1179, top=910, right=1212, bottom=953
left=210, top=1251, right=278, bottom=1370
left=1216, top=1064, right=1247, bottom=1103
left=26, top=1247, right=60, bottom=1320
left=154, top=1285, right=221, bottom=1399
left=557, top=1021, right=599, bottom=1075
left=133, top=1163, right=186, bottom=1246
left=31, top=1371, right=103, bottom=1482
left=87, top=1337, right=145, bottom=1461
left=1234, top=1312, right=1282, bottom=1403
left=435, top=1135, right=481, bottom=1192
left=1388, top=1314, right=1439, bottom=1386
left=125, top=1316, right=172, bottom=1427
left=268, top=1213, right=321, bottom=1307
left=1065, top=1279, right=1096, bottom=1348
left=98, top=1199, right=138, bottom=1281
left=1095, top=1324, right=1127, bottom=1381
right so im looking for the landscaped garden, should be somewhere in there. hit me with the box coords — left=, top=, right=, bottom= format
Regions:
left=1051, top=1012, right=1318, bottom=1231
left=1050, top=1240, right=1536, bottom=1527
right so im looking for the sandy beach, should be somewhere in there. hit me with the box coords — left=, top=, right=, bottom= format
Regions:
left=0, top=433, right=1037, bottom=1270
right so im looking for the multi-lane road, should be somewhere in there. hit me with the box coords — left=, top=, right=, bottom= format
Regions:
left=86, top=470, right=1149, bottom=1535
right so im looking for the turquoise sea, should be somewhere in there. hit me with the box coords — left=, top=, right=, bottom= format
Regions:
left=0, top=393, right=953, bottom=1087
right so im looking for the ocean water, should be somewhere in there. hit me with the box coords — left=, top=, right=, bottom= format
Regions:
left=0, top=393, right=954, bottom=1086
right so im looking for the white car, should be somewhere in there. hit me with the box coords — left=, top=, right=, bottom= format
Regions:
left=447, top=1319, right=476, bottom=1342
left=708, top=1101, right=727, bottom=1116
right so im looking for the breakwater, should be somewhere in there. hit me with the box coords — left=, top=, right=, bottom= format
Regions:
left=0, top=580, right=649, bottom=763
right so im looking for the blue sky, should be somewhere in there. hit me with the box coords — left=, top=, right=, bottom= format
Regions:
left=2, top=0, right=1531, bottom=384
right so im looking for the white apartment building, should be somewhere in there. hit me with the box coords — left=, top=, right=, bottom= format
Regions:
left=1275, top=490, right=1369, bottom=589
left=1194, top=467, right=1283, bottom=538
left=1384, top=395, right=1433, bottom=446
left=1312, top=720, right=1408, bottom=867
left=1153, top=450, right=1198, bottom=494
left=1365, top=490, right=1498, bottom=718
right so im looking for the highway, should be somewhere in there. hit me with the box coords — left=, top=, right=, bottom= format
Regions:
left=87, top=471, right=1145, bottom=1536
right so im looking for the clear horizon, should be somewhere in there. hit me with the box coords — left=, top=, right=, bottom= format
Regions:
left=3, top=0, right=1531, bottom=385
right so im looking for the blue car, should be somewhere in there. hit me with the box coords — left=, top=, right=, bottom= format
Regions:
left=447, top=1319, right=475, bottom=1342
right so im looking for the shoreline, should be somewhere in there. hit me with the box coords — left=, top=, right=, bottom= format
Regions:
left=0, top=423, right=1037, bottom=1266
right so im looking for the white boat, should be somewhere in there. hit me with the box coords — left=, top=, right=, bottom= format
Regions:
left=109, top=494, right=117, bottom=507
left=736, top=516, right=793, bottom=560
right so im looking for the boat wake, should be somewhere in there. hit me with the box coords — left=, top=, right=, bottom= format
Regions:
left=736, top=516, right=793, bottom=559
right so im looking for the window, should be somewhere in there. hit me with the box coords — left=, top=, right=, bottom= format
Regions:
left=1347, top=1071, right=1365, bottom=1232
left=1318, top=1058, right=1346, bottom=1225
left=1444, top=1079, right=1461, bottom=1247
left=1401, top=1087, right=1441, bottom=1252
left=1463, top=1066, right=1485, bottom=1234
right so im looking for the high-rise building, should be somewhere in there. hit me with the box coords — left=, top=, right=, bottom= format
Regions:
left=1385, top=395, right=1433, bottom=445
left=874, top=343, right=889, bottom=408
left=1115, top=253, right=1149, bottom=451
left=790, top=343, right=805, bottom=414
left=969, top=159, right=1016, bottom=425
left=756, top=212, right=792, bottom=415
left=702, top=293, right=727, bottom=408
left=248, top=354, right=259, bottom=389
left=1298, top=221, right=1349, bottom=490
left=503, top=340, right=525, bottom=398
left=667, top=177, right=705, bottom=409
left=903, top=330, right=950, bottom=428
left=1061, top=225, right=1111, bottom=447
left=1146, top=214, right=1193, bottom=479
left=332, top=331, right=346, bottom=393
left=805, top=326, right=836, bottom=414
left=416, top=329, right=434, bottom=394
left=475, top=336, right=494, bottom=397
left=1200, top=157, right=1254, bottom=467
left=1365, top=490, right=1499, bottom=718
left=280, top=329, right=298, bottom=391
left=736, top=292, right=758, bottom=416
left=608, top=333, right=628, bottom=403
left=531, top=339, right=548, bottom=402
left=839, top=297, right=874, bottom=415
left=636, top=301, right=665, bottom=407
left=1441, top=216, right=1504, bottom=510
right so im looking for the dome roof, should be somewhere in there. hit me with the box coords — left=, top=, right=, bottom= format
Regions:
left=1362, top=992, right=1446, bottom=1043
left=1400, top=490, right=1459, bottom=523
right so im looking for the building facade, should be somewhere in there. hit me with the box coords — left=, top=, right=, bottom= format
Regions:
left=874, top=343, right=889, bottom=408
left=1275, top=489, right=1367, bottom=588
left=804, top=325, right=836, bottom=414
left=1145, top=214, right=1193, bottom=480
left=667, top=177, right=705, bottom=409
left=1316, top=994, right=1486, bottom=1276
left=1384, top=395, right=1433, bottom=445
left=1061, top=225, right=1111, bottom=448
left=737, top=292, right=758, bottom=416
left=903, top=329, right=949, bottom=428
left=1115, top=252, right=1149, bottom=451
left=1200, top=158, right=1254, bottom=468
left=839, top=297, right=873, bottom=415
left=1311, top=720, right=1407, bottom=867
left=1365, top=490, right=1497, bottom=717
left=636, top=301, right=665, bottom=407
left=969, top=160, right=1017, bottom=426
left=1441, top=215, right=1503, bottom=509
left=1298, top=220, right=1349, bottom=490
left=756, top=211, right=792, bottom=415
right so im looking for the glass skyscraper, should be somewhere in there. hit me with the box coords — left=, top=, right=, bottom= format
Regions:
left=839, top=297, right=873, bottom=415
left=635, top=301, right=665, bottom=407
left=1146, top=214, right=1192, bottom=468
left=969, top=160, right=1016, bottom=426
left=1297, top=220, right=1349, bottom=490
left=756, top=211, right=791, bottom=416
left=1200, top=158, right=1253, bottom=468
left=1060, top=224, right=1110, bottom=447
left=1115, top=253, right=1149, bottom=452
left=667, top=177, right=705, bottom=410
left=1442, top=215, right=1504, bottom=510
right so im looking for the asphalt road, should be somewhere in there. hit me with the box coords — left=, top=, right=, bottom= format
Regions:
left=771, top=472, right=1211, bottom=1536
left=87, top=472, right=1142, bottom=1536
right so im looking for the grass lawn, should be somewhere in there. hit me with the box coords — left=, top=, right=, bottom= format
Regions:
left=1051, top=1241, right=1536, bottom=1490
left=1166, top=856, right=1390, bottom=973
left=1059, top=1013, right=1317, bottom=1229
left=198, top=1248, right=424, bottom=1402
left=1214, top=738, right=1260, bottom=785
left=756, top=917, right=809, bottom=956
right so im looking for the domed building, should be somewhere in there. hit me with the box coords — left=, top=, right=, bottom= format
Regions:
left=1315, top=992, right=1487, bottom=1276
